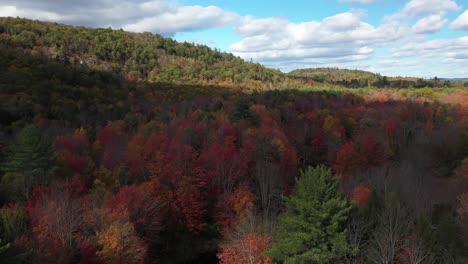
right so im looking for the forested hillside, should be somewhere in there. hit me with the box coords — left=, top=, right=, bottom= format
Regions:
left=0, top=17, right=285, bottom=89
left=0, top=17, right=467, bottom=264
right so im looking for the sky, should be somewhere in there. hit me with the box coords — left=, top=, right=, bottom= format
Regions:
left=1, top=0, right=468, bottom=78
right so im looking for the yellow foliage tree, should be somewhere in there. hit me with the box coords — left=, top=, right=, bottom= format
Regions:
left=96, top=221, right=147, bottom=264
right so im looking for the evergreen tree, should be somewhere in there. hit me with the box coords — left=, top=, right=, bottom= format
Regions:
left=0, top=237, right=31, bottom=264
left=1, top=125, right=57, bottom=201
left=0, top=238, right=10, bottom=255
left=229, top=98, right=259, bottom=126
left=268, top=165, right=354, bottom=264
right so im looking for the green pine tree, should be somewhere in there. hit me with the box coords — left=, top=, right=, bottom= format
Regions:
left=1, top=125, right=58, bottom=201
left=268, top=165, right=355, bottom=264
left=0, top=237, right=31, bottom=264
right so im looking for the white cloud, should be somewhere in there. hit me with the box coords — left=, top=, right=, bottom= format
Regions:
left=390, top=36, right=468, bottom=65
left=122, top=5, right=238, bottom=34
left=0, top=5, right=69, bottom=21
left=384, top=0, right=460, bottom=22
left=339, top=0, right=376, bottom=4
left=234, top=16, right=288, bottom=38
left=450, top=10, right=468, bottom=31
left=229, top=12, right=409, bottom=69
left=229, top=1, right=466, bottom=76
left=0, top=0, right=238, bottom=36
left=400, top=0, right=459, bottom=18
left=412, top=14, right=448, bottom=34
left=322, top=12, right=363, bottom=30
left=375, top=59, right=420, bottom=68
left=382, top=0, right=460, bottom=34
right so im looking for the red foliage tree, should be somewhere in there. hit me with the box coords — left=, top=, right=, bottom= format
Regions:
left=352, top=185, right=371, bottom=207
left=311, top=128, right=325, bottom=153
left=139, top=131, right=209, bottom=233
left=215, top=197, right=235, bottom=235
left=54, top=128, right=90, bottom=174
left=202, top=130, right=249, bottom=198
left=142, top=131, right=179, bottom=185
left=26, top=175, right=86, bottom=262
left=356, top=129, right=385, bottom=166
left=333, top=141, right=364, bottom=180
left=382, top=118, right=398, bottom=137
left=79, top=239, right=99, bottom=264
left=252, top=113, right=298, bottom=192
left=94, top=126, right=127, bottom=170
left=125, top=134, right=148, bottom=180
left=177, top=166, right=208, bottom=233
left=107, top=183, right=162, bottom=241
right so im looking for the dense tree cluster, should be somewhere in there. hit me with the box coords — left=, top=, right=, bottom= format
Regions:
left=1, top=83, right=466, bottom=263
left=0, top=17, right=467, bottom=264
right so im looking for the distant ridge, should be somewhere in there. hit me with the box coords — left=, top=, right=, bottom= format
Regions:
left=441, top=78, right=468, bottom=82
left=287, top=67, right=464, bottom=88
left=289, top=68, right=381, bottom=82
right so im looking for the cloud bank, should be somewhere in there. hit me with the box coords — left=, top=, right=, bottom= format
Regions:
left=0, top=0, right=237, bottom=36
left=229, top=12, right=408, bottom=68
left=451, top=10, right=468, bottom=30
left=0, top=0, right=467, bottom=77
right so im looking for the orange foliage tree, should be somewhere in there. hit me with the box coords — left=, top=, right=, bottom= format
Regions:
left=217, top=232, right=272, bottom=264
left=96, top=221, right=147, bottom=264
left=457, top=192, right=468, bottom=220
left=216, top=183, right=256, bottom=234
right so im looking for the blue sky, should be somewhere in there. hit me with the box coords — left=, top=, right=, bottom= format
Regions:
left=1, top=0, right=468, bottom=77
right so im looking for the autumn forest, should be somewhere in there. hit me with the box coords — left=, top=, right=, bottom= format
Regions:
left=0, top=18, right=467, bottom=264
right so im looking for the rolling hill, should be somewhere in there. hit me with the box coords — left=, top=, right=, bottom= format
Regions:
left=0, top=17, right=285, bottom=89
